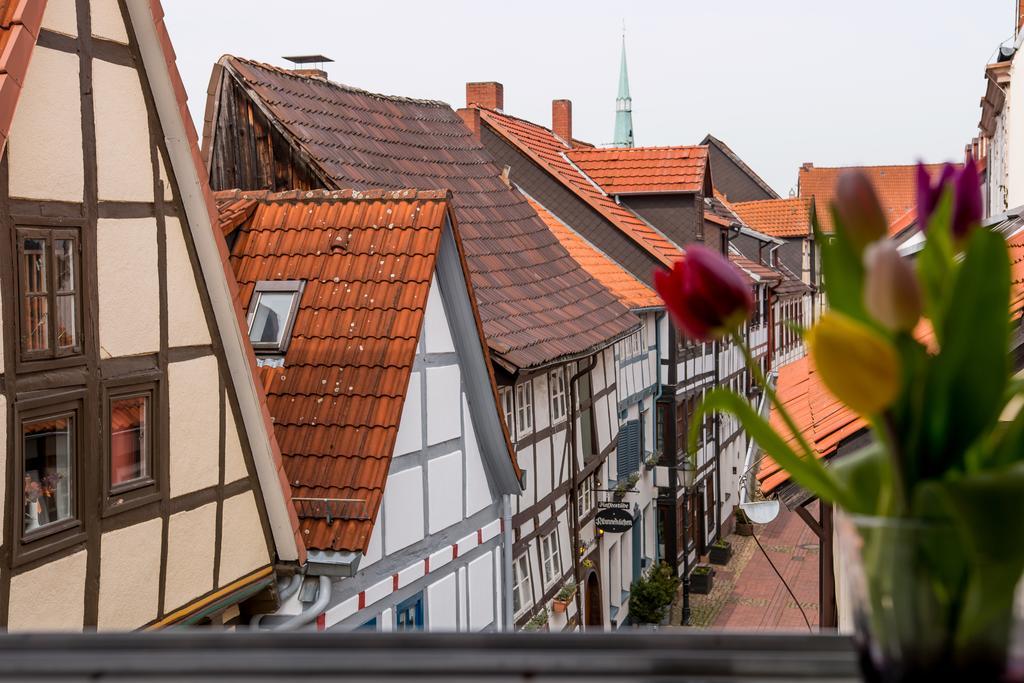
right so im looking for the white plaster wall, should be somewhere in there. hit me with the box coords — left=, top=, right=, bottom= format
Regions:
left=595, top=395, right=611, bottom=452
left=96, top=217, right=160, bottom=357
left=168, top=356, right=220, bottom=496
left=361, top=517, right=383, bottom=568
left=381, top=608, right=394, bottom=632
left=426, top=365, right=460, bottom=445
left=165, top=217, right=212, bottom=348
left=219, top=491, right=270, bottom=585
left=428, top=450, right=463, bottom=533
left=427, top=574, right=458, bottom=631
left=393, top=372, right=422, bottom=456
left=93, top=60, right=153, bottom=202
left=7, top=550, right=86, bottom=631
left=468, top=552, right=495, bottom=630
left=534, top=438, right=552, bottom=501
left=424, top=277, right=455, bottom=354
left=463, top=395, right=493, bottom=515
left=383, top=467, right=424, bottom=554
left=41, top=0, right=78, bottom=35
left=223, top=391, right=247, bottom=484
left=1009, top=52, right=1024, bottom=210
left=91, top=0, right=129, bottom=43
left=157, top=151, right=174, bottom=202
left=8, top=47, right=83, bottom=201
left=514, top=447, right=534, bottom=509
left=457, top=566, right=468, bottom=629
left=164, top=502, right=216, bottom=611
left=98, top=517, right=161, bottom=630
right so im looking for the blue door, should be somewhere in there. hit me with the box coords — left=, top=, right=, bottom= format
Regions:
left=395, top=592, right=424, bottom=631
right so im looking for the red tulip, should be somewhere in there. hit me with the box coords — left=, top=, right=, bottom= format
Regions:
left=654, top=245, right=754, bottom=342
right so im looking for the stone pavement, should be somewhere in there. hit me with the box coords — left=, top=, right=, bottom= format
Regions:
left=670, top=503, right=821, bottom=631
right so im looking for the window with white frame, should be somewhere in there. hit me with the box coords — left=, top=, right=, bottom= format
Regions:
left=577, top=474, right=594, bottom=519
left=499, top=386, right=515, bottom=440
left=540, top=531, right=561, bottom=586
left=515, top=380, right=533, bottom=435
left=549, top=369, right=567, bottom=423
left=512, top=554, right=532, bottom=615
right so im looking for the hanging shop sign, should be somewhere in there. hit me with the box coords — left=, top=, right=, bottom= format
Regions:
left=594, top=507, right=634, bottom=533
left=597, top=501, right=630, bottom=511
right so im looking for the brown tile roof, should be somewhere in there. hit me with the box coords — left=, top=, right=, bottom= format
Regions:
left=0, top=0, right=45, bottom=155
left=214, top=57, right=638, bottom=372
left=732, top=198, right=814, bottom=239
left=223, top=188, right=511, bottom=553
left=475, top=107, right=682, bottom=266
left=798, top=163, right=952, bottom=234
left=522, top=193, right=662, bottom=310
left=564, top=146, right=708, bottom=195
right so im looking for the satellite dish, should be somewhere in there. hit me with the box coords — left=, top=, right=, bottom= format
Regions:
left=741, top=500, right=780, bottom=524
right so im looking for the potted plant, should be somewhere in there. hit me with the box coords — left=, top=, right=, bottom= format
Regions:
left=709, top=538, right=732, bottom=565
left=656, top=160, right=1024, bottom=681
left=688, top=564, right=714, bottom=594
left=734, top=507, right=754, bottom=537
left=551, top=581, right=576, bottom=613
left=628, top=562, right=679, bottom=624
left=522, top=608, right=548, bottom=632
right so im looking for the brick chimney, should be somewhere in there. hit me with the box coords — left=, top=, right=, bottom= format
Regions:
left=552, top=99, right=572, bottom=146
left=466, top=82, right=503, bottom=110
left=456, top=107, right=481, bottom=141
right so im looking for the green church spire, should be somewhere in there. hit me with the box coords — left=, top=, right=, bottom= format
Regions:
left=613, top=31, right=634, bottom=147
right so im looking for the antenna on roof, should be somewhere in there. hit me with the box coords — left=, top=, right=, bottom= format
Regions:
left=282, top=54, right=334, bottom=80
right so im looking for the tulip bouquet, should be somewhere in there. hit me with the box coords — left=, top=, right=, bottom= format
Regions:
left=656, top=159, right=1024, bottom=682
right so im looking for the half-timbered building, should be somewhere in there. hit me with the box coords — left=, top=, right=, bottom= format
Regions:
left=0, top=0, right=304, bottom=630
left=201, top=58, right=640, bottom=630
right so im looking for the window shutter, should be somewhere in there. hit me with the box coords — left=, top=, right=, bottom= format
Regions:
left=617, top=419, right=641, bottom=481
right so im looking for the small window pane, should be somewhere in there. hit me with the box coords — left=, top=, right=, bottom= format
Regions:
left=249, top=292, right=295, bottom=346
left=23, top=415, right=74, bottom=533
left=111, top=395, right=148, bottom=487
left=55, top=239, right=75, bottom=292
left=22, top=238, right=49, bottom=353
left=56, top=294, right=77, bottom=349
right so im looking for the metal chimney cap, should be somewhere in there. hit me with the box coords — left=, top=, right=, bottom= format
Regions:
left=282, top=55, right=334, bottom=65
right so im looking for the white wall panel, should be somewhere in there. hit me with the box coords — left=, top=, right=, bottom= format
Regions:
left=468, top=553, right=494, bottom=630
left=383, top=467, right=424, bottom=554
left=426, top=365, right=461, bottom=445
left=427, top=574, right=458, bottom=631
left=463, top=395, right=493, bottom=515
left=428, top=450, right=463, bottom=533
left=424, top=277, right=455, bottom=354
left=393, top=372, right=422, bottom=456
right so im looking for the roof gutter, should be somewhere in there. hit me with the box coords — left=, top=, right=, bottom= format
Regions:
left=272, top=575, right=332, bottom=631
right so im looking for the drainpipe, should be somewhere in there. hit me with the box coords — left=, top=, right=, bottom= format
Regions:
left=502, top=493, right=515, bottom=631
left=272, top=575, right=332, bottom=631
left=250, top=573, right=303, bottom=629
left=568, top=355, right=597, bottom=628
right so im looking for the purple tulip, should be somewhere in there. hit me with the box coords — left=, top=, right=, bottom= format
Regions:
left=916, top=158, right=982, bottom=240
left=654, top=245, right=754, bottom=342
left=834, top=171, right=888, bottom=252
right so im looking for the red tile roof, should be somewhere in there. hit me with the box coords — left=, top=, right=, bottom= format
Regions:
left=798, top=163, right=952, bottom=234
left=732, top=198, right=814, bottom=239
left=888, top=207, right=918, bottom=238
left=212, top=58, right=638, bottom=372
left=523, top=193, right=662, bottom=310
left=223, top=188, right=511, bottom=553
left=0, top=0, right=45, bottom=155
left=475, top=107, right=682, bottom=267
left=564, top=146, right=708, bottom=195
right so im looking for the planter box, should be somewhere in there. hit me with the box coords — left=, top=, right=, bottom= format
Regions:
left=709, top=542, right=732, bottom=566
left=689, top=567, right=714, bottom=595
left=735, top=521, right=754, bottom=537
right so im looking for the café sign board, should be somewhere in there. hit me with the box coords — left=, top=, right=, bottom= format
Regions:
left=594, top=507, right=633, bottom=533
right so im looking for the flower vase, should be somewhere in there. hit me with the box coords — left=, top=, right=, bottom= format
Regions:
left=837, top=513, right=1021, bottom=683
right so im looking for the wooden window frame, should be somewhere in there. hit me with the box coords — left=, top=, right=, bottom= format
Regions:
left=12, top=389, right=87, bottom=567
left=515, top=379, right=533, bottom=436
left=102, top=375, right=162, bottom=516
left=13, top=224, right=86, bottom=372
left=245, top=280, right=304, bottom=354
left=549, top=369, right=567, bottom=423
left=499, top=386, right=515, bottom=441
left=512, top=553, right=533, bottom=617
left=540, top=531, right=561, bottom=588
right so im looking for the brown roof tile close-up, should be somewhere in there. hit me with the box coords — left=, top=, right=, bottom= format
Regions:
left=211, top=57, right=639, bottom=372
left=565, top=145, right=708, bottom=196
left=798, top=163, right=952, bottom=234
left=732, top=197, right=814, bottom=239
left=223, top=188, right=453, bottom=553
left=522, top=193, right=662, bottom=311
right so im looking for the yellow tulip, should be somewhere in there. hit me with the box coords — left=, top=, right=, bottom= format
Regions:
left=806, top=313, right=901, bottom=416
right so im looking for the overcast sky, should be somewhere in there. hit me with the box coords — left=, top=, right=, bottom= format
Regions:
left=166, top=1, right=1012, bottom=196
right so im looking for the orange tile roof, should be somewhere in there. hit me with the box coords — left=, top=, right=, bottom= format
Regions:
left=798, top=163, right=953, bottom=234
left=476, top=108, right=682, bottom=266
left=732, top=198, right=814, bottom=239
left=0, top=0, right=45, bottom=155
left=523, top=193, right=662, bottom=310
left=564, top=146, right=708, bottom=195
left=888, top=207, right=918, bottom=238
left=223, top=188, right=501, bottom=553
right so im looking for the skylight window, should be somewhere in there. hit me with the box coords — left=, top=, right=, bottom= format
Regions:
left=246, top=281, right=304, bottom=353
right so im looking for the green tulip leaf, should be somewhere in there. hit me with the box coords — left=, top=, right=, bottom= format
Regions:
left=916, top=190, right=956, bottom=341
left=693, top=388, right=853, bottom=508
left=814, top=206, right=868, bottom=324
left=829, top=442, right=891, bottom=516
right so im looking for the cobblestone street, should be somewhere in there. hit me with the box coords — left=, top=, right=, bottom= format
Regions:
left=670, top=505, right=821, bottom=631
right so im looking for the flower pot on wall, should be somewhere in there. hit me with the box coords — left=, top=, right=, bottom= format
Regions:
left=552, top=598, right=569, bottom=614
